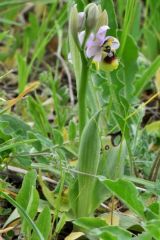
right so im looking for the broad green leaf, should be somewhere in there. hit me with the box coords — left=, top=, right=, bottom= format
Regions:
left=100, top=178, right=145, bottom=218
left=89, top=226, right=131, bottom=240
left=133, top=232, right=152, bottom=240
left=0, top=114, right=30, bottom=137
left=145, top=121, right=160, bottom=137
left=131, top=2, right=142, bottom=41
left=77, top=112, right=101, bottom=217
left=101, top=139, right=127, bottom=179
left=117, top=32, right=138, bottom=100
left=143, top=27, right=158, bottom=60
left=16, top=170, right=37, bottom=210
left=31, top=206, right=51, bottom=240
left=38, top=173, right=55, bottom=208
left=22, top=187, right=39, bottom=234
left=0, top=138, right=37, bottom=153
left=73, top=217, right=131, bottom=240
left=134, top=55, right=160, bottom=96
left=146, top=220, right=160, bottom=240
left=55, top=213, right=66, bottom=235
left=74, top=217, right=106, bottom=230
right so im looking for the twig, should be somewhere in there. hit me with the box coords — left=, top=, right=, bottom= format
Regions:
left=54, top=52, right=75, bottom=106
left=7, top=165, right=57, bottom=185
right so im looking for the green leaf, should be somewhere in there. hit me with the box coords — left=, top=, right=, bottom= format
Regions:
left=27, top=96, right=51, bottom=136
left=77, top=112, right=101, bottom=217
left=117, top=32, right=138, bottom=100
left=16, top=170, right=39, bottom=234
left=68, top=120, right=77, bottom=141
left=74, top=217, right=106, bottom=230
left=134, top=55, right=160, bottom=96
left=38, top=173, right=55, bottom=208
left=143, top=27, right=158, bottom=60
left=16, top=52, right=28, bottom=93
left=90, top=226, right=131, bottom=240
left=0, top=192, right=44, bottom=240
left=145, top=121, right=160, bottom=137
left=22, top=187, right=39, bottom=234
left=31, top=206, right=51, bottom=240
left=0, top=114, right=30, bottom=138
left=100, top=178, right=145, bottom=218
left=74, top=217, right=131, bottom=240
left=16, top=170, right=37, bottom=210
left=0, top=138, right=37, bottom=153
left=146, top=220, right=160, bottom=240
left=55, top=213, right=66, bottom=235
left=133, top=232, right=152, bottom=240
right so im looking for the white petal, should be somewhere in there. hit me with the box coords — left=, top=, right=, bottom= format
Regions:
left=105, top=36, right=120, bottom=50
left=93, top=52, right=102, bottom=62
left=78, top=31, right=85, bottom=45
left=86, top=33, right=95, bottom=47
left=86, top=45, right=100, bottom=58
left=78, top=12, right=85, bottom=29
left=68, top=52, right=72, bottom=63
left=96, top=25, right=110, bottom=44
left=111, top=38, right=120, bottom=50
left=96, top=25, right=110, bottom=36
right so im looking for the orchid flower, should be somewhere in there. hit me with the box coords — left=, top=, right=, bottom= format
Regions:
left=77, top=22, right=120, bottom=71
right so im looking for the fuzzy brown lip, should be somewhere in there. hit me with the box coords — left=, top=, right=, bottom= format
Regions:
left=104, top=54, right=116, bottom=64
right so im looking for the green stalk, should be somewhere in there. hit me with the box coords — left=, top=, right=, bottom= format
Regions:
left=78, top=54, right=90, bottom=136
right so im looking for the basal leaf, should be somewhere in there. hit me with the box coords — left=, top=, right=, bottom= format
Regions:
left=100, top=178, right=145, bottom=218
left=22, top=187, right=39, bottom=234
left=146, top=220, right=160, bottom=240
left=31, top=206, right=51, bottom=240
left=16, top=170, right=37, bottom=210
left=77, top=112, right=101, bottom=217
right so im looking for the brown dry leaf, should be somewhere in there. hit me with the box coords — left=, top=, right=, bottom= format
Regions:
left=63, top=127, right=68, bottom=141
left=2, top=189, right=17, bottom=197
left=65, top=232, right=85, bottom=240
left=5, top=219, right=20, bottom=229
left=155, top=68, right=160, bottom=93
left=108, top=198, right=119, bottom=210
left=0, top=226, right=14, bottom=234
left=35, top=3, right=47, bottom=18
left=48, top=37, right=58, bottom=53
left=6, top=81, right=40, bottom=109
left=4, top=55, right=17, bottom=69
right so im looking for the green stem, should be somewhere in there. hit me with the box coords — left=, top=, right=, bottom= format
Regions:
left=78, top=54, right=90, bottom=136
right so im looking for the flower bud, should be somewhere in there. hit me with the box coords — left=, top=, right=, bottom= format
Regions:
left=69, top=5, right=80, bottom=47
left=84, top=3, right=99, bottom=33
left=78, top=12, right=86, bottom=31
left=96, top=9, right=108, bottom=31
